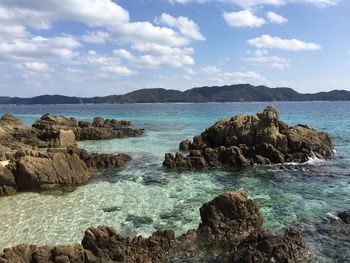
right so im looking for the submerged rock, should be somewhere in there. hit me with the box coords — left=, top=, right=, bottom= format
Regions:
left=0, top=192, right=311, bottom=263
left=164, top=106, right=334, bottom=170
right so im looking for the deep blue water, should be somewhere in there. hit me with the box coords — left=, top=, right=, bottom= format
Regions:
left=0, top=102, right=349, bottom=262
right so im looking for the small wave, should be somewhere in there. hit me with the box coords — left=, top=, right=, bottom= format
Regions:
left=304, top=152, right=326, bottom=166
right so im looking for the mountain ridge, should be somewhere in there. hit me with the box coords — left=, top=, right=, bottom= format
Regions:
left=1, top=84, right=350, bottom=104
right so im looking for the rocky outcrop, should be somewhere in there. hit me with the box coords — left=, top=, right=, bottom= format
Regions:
left=0, top=113, right=136, bottom=197
left=198, top=192, right=263, bottom=244
left=0, top=113, right=23, bottom=126
left=67, top=147, right=132, bottom=171
left=164, top=106, right=334, bottom=170
left=5, top=148, right=131, bottom=193
left=0, top=192, right=311, bottom=263
left=13, top=149, right=90, bottom=191
left=338, top=210, right=350, bottom=224
left=0, top=163, right=16, bottom=197
left=229, top=228, right=310, bottom=263
left=33, top=114, right=144, bottom=142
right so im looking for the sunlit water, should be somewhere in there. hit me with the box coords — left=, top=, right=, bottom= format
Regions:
left=0, top=102, right=349, bottom=262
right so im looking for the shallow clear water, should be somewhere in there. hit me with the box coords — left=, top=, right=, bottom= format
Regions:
left=0, top=102, right=349, bottom=262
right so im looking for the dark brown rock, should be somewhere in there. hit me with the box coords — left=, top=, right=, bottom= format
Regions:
left=164, top=106, right=334, bottom=170
left=0, top=164, right=17, bottom=196
left=198, top=192, right=263, bottom=243
left=0, top=113, right=23, bottom=126
left=179, top=139, right=192, bottom=151
left=229, top=228, right=310, bottom=263
left=338, top=210, right=350, bottom=224
left=67, top=147, right=131, bottom=170
left=14, top=150, right=90, bottom=191
left=0, top=192, right=311, bottom=263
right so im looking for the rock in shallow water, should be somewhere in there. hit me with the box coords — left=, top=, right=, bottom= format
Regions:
left=0, top=191, right=311, bottom=263
left=0, top=113, right=136, bottom=197
left=164, top=106, right=334, bottom=170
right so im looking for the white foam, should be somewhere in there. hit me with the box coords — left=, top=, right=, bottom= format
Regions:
left=304, top=152, right=326, bottom=166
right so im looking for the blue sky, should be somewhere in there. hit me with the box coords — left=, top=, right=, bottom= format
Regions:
left=0, top=0, right=349, bottom=97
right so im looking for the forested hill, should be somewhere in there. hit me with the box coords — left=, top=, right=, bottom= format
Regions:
left=1, top=84, right=350, bottom=104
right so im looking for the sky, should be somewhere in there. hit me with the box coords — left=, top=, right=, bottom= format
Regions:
left=0, top=0, right=349, bottom=97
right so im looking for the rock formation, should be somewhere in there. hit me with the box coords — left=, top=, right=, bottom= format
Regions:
left=33, top=114, right=144, bottom=142
left=164, top=106, right=334, bottom=170
left=0, top=113, right=139, bottom=197
left=0, top=192, right=311, bottom=263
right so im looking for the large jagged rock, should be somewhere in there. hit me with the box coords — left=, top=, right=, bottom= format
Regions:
left=0, top=163, right=16, bottom=197
left=229, top=228, right=310, bottom=263
left=338, top=210, right=350, bottom=224
left=13, top=149, right=90, bottom=191
left=67, top=147, right=132, bottom=170
left=33, top=114, right=144, bottom=142
left=32, top=114, right=78, bottom=148
left=10, top=148, right=132, bottom=192
left=0, top=113, right=135, bottom=197
left=198, top=192, right=263, bottom=243
left=164, top=106, right=334, bottom=170
left=0, top=113, right=23, bottom=126
left=0, top=192, right=311, bottom=263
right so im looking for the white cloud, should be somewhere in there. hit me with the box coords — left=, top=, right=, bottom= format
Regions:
left=244, top=49, right=290, bottom=69
left=248, top=34, right=322, bottom=51
left=201, top=66, right=222, bottom=73
left=66, top=67, right=83, bottom=74
left=0, top=36, right=81, bottom=61
left=82, top=31, right=109, bottom=44
left=223, top=10, right=266, bottom=28
left=100, top=66, right=137, bottom=76
left=114, top=44, right=195, bottom=68
left=110, top=22, right=189, bottom=47
left=159, top=13, right=205, bottom=40
left=113, top=49, right=135, bottom=61
left=17, top=61, right=50, bottom=72
left=169, top=0, right=339, bottom=8
left=266, top=11, right=288, bottom=24
left=200, top=65, right=267, bottom=85
left=0, top=0, right=129, bottom=29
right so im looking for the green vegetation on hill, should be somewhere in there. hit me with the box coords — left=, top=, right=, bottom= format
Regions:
left=1, top=84, right=350, bottom=104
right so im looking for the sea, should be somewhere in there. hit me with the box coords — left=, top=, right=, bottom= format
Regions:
left=0, top=102, right=349, bottom=262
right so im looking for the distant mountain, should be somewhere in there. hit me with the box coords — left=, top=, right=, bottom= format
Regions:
left=1, top=84, right=350, bottom=104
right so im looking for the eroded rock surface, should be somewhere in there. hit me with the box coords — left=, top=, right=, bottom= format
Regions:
left=33, top=113, right=144, bottom=142
left=0, top=113, right=137, bottom=197
left=164, top=106, right=333, bottom=170
left=0, top=192, right=311, bottom=263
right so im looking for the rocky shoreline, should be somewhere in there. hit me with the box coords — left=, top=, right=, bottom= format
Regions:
left=0, top=113, right=143, bottom=196
left=164, top=106, right=334, bottom=170
left=0, top=192, right=312, bottom=263
left=0, top=107, right=347, bottom=262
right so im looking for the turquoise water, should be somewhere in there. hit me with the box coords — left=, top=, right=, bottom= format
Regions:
left=0, top=102, right=349, bottom=262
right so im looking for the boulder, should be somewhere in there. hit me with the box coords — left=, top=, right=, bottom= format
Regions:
left=0, top=113, right=23, bottom=126
left=179, top=139, right=192, bottom=151
left=338, top=210, right=350, bottom=224
left=0, top=163, right=17, bottom=196
left=164, top=106, right=334, bottom=170
left=67, top=147, right=132, bottom=170
left=198, top=192, right=263, bottom=243
left=32, top=114, right=78, bottom=148
left=0, top=192, right=310, bottom=263
left=33, top=114, right=144, bottom=141
left=14, top=150, right=90, bottom=191
left=229, top=228, right=310, bottom=263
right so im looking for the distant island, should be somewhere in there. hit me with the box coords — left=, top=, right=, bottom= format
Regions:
left=1, top=84, right=350, bottom=104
